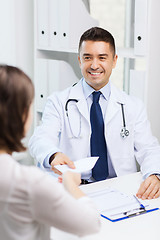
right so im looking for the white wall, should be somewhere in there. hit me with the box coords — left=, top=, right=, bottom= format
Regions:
left=0, top=1, right=16, bottom=65
left=146, top=0, right=160, bottom=142
left=0, top=0, right=34, bottom=164
left=0, top=0, right=34, bottom=78
left=14, top=0, right=34, bottom=79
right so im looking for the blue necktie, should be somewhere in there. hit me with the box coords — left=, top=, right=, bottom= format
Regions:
left=90, top=91, right=108, bottom=181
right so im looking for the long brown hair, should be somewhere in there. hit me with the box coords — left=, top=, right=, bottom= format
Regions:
left=0, top=65, right=34, bottom=153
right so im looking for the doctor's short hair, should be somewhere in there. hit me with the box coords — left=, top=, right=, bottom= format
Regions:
left=78, top=27, right=116, bottom=56
left=0, top=65, right=34, bottom=154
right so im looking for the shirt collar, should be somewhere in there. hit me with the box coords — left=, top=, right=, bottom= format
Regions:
left=82, top=78, right=111, bottom=100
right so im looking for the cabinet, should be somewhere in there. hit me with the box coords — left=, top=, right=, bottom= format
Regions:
left=34, top=0, right=98, bottom=125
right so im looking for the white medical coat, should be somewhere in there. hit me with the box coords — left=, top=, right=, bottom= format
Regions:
left=29, top=79, right=160, bottom=179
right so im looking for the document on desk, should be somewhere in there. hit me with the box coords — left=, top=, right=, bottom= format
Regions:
left=87, top=187, right=159, bottom=222
left=54, top=157, right=99, bottom=174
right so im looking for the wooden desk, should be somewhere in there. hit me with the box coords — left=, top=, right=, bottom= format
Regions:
left=50, top=172, right=160, bottom=240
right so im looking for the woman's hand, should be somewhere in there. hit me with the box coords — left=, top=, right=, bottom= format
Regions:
left=58, top=171, right=85, bottom=199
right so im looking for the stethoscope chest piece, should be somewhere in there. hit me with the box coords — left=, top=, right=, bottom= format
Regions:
left=120, top=127, right=129, bottom=138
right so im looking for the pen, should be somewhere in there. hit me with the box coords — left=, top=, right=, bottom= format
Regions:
left=123, top=195, right=146, bottom=216
left=133, top=195, right=145, bottom=210
left=110, top=206, right=144, bottom=217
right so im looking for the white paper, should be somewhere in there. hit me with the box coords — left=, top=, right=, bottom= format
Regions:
left=54, top=157, right=99, bottom=174
left=88, top=187, right=149, bottom=220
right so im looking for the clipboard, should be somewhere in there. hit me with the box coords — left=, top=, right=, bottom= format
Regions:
left=87, top=187, right=159, bottom=222
left=101, top=207, right=159, bottom=222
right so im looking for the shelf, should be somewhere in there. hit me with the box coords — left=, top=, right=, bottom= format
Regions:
left=36, top=47, right=146, bottom=59
left=117, top=47, right=146, bottom=59
left=37, top=46, right=78, bottom=54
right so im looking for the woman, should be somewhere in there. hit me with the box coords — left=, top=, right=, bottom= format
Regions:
left=0, top=65, right=100, bottom=240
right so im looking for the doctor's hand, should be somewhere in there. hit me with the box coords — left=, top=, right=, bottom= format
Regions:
left=136, top=175, right=160, bottom=199
left=50, top=152, right=75, bottom=175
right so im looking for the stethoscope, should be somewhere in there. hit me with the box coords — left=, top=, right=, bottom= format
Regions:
left=65, top=99, right=130, bottom=139
left=120, top=103, right=130, bottom=138
left=65, top=99, right=81, bottom=138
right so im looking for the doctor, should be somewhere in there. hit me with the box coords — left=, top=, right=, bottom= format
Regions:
left=29, top=27, right=160, bottom=199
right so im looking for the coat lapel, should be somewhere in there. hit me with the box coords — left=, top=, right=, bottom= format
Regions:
left=68, top=80, right=90, bottom=123
left=105, top=84, right=125, bottom=125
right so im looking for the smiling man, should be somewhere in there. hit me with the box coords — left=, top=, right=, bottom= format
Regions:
left=78, top=33, right=117, bottom=91
left=29, top=27, right=160, bottom=199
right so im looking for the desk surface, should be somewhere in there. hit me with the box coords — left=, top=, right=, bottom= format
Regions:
left=50, top=172, right=160, bottom=240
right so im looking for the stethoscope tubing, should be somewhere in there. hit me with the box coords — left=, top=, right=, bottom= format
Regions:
left=120, top=103, right=126, bottom=128
left=65, top=99, right=78, bottom=117
left=65, top=99, right=129, bottom=138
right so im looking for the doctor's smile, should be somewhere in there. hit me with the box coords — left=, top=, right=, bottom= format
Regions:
left=88, top=71, right=103, bottom=77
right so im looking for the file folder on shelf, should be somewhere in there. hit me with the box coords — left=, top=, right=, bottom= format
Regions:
left=134, top=0, right=148, bottom=56
left=58, top=0, right=70, bottom=49
left=48, top=0, right=59, bottom=48
left=36, top=0, right=49, bottom=47
left=35, top=58, right=79, bottom=113
left=88, top=188, right=159, bottom=222
left=35, top=59, right=48, bottom=112
left=48, top=59, right=79, bottom=94
left=36, top=0, right=98, bottom=50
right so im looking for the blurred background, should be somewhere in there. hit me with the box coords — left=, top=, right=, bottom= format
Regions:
left=0, top=0, right=160, bottom=165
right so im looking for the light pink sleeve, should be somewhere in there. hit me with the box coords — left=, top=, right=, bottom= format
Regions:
left=30, top=169, right=101, bottom=237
